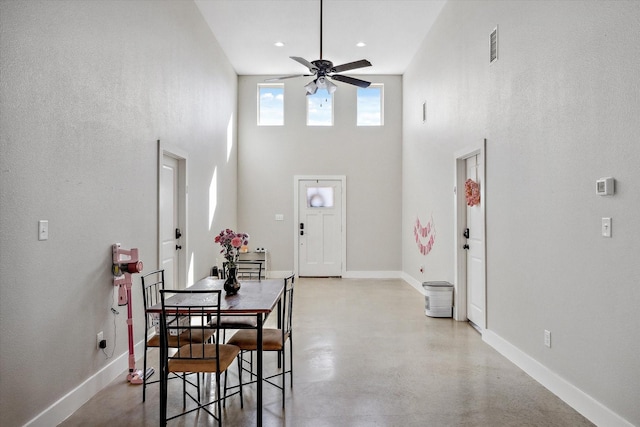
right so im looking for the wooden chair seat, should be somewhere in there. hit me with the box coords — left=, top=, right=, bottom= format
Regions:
left=226, top=329, right=288, bottom=351
left=169, top=344, right=240, bottom=373
left=146, top=327, right=214, bottom=348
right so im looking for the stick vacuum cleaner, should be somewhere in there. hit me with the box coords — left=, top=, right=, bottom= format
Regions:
left=112, top=243, right=154, bottom=384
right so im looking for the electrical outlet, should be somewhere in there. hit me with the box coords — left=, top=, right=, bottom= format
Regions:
left=544, top=330, right=551, bottom=348
left=97, top=331, right=104, bottom=350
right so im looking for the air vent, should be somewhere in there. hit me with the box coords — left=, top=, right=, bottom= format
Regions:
left=490, top=26, right=498, bottom=63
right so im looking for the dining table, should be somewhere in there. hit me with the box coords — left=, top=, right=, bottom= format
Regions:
left=146, top=277, right=285, bottom=426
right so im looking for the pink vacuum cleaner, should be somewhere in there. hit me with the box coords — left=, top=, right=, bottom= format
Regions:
left=112, top=243, right=153, bottom=385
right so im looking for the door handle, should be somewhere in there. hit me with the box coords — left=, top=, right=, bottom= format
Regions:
left=463, top=244, right=470, bottom=250
left=463, top=228, right=470, bottom=239
left=176, top=245, right=182, bottom=250
left=175, top=228, right=182, bottom=239
left=300, top=230, right=304, bottom=236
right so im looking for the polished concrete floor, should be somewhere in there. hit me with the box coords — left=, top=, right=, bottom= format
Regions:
left=59, top=278, right=594, bottom=426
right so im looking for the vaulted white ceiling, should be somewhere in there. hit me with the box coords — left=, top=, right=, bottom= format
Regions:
left=194, top=0, right=447, bottom=77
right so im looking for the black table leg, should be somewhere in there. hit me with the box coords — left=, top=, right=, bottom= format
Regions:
left=159, top=320, right=167, bottom=425
left=257, top=313, right=263, bottom=426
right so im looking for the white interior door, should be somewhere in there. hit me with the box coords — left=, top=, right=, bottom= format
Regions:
left=160, top=154, right=181, bottom=289
left=465, top=154, right=485, bottom=329
left=298, top=179, right=343, bottom=277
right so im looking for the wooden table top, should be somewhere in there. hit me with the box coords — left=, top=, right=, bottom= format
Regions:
left=146, top=277, right=284, bottom=314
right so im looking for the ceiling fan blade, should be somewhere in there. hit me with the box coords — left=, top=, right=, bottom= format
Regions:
left=331, top=74, right=371, bottom=88
left=290, top=56, right=318, bottom=72
left=331, top=59, right=372, bottom=73
left=265, top=74, right=311, bottom=82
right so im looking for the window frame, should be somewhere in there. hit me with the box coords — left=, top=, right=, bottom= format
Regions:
left=257, top=83, right=284, bottom=126
left=306, top=89, right=334, bottom=127
left=356, top=83, right=384, bottom=126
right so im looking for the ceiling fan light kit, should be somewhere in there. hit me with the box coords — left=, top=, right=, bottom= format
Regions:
left=267, top=0, right=372, bottom=95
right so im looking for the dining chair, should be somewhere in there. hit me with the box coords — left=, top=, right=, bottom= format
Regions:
left=225, top=274, right=295, bottom=408
left=222, top=260, right=263, bottom=280
left=159, top=288, right=242, bottom=426
left=140, top=270, right=214, bottom=403
left=216, top=261, right=264, bottom=343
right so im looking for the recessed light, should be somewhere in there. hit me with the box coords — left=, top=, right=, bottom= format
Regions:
left=356, top=42, right=366, bottom=47
left=274, top=42, right=285, bottom=47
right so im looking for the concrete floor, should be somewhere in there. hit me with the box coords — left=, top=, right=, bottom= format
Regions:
left=59, top=278, right=594, bottom=426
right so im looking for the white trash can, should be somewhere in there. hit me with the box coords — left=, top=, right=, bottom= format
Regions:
left=422, top=282, right=453, bottom=317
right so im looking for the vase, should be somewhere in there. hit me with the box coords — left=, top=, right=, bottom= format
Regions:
left=224, top=266, right=241, bottom=295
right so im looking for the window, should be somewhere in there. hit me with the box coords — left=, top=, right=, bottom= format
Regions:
left=307, top=90, right=333, bottom=126
left=357, top=84, right=383, bottom=126
left=258, top=84, right=284, bottom=126
left=306, top=187, right=334, bottom=208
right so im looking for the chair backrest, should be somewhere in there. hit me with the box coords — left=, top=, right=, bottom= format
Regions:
left=159, top=289, right=223, bottom=370
left=281, top=274, right=295, bottom=338
left=141, top=269, right=165, bottom=334
left=222, top=261, right=263, bottom=280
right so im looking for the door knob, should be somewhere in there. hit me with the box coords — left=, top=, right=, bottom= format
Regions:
left=463, top=228, right=470, bottom=239
left=463, top=244, right=470, bottom=250
left=176, top=245, right=182, bottom=250
left=175, top=228, right=182, bottom=239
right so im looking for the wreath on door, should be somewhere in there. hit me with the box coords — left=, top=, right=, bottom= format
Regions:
left=465, top=179, right=480, bottom=206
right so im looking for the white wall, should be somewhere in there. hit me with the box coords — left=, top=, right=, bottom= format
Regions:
left=0, top=1, right=237, bottom=425
left=403, top=1, right=640, bottom=425
left=237, top=75, right=403, bottom=276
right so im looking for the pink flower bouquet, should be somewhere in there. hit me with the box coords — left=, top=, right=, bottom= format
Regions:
left=215, top=229, right=250, bottom=268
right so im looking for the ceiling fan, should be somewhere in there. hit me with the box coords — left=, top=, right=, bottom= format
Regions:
left=266, top=0, right=372, bottom=95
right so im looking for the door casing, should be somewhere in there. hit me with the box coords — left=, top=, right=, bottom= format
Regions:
left=453, top=140, right=487, bottom=328
left=293, top=175, right=346, bottom=277
left=158, top=140, right=188, bottom=289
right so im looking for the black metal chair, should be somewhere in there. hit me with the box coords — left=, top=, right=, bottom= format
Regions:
left=225, top=274, right=295, bottom=408
left=221, top=260, right=263, bottom=280
left=159, top=289, right=242, bottom=426
left=140, top=270, right=214, bottom=402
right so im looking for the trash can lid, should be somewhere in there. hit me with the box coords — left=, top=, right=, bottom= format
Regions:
left=422, top=281, right=453, bottom=288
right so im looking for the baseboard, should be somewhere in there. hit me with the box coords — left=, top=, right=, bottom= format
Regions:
left=24, top=340, right=145, bottom=427
left=400, top=272, right=425, bottom=294
left=342, top=270, right=402, bottom=279
left=267, top=270, right=295, bottom=279
left=483, top=330, right=634, bottom=427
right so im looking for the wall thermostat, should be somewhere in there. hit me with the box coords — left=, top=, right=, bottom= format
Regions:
left=596, top=177, right=615, bottom=196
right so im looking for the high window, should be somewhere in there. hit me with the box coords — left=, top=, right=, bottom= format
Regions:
left=357, top=84, right=383, bottom=126
left=306, top=90, right=333, bottom=126
left=257, top=84, right=284, bottom=126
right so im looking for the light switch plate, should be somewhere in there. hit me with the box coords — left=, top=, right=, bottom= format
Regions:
left=602, top=217, right=612, bottom=237
left=38, top=220, right=48, bottom=241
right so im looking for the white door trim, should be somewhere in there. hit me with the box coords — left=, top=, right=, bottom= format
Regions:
left=158, top=140, right=189, bottom=288
left=453, top=139, right=486, bottom=326
left=293, top=175, right=346, bottom=277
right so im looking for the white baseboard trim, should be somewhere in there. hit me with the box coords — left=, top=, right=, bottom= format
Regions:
left=267, top=270, right=295, bottom=279
left=342, top=270, right=402, bottom=279
left=483, top=330, right=634, bottom=427
left=24, top=340, right=145, bottom=427
left=272, top=271, right=404, bottom=280
left=400, top=272, right=425, bottom=294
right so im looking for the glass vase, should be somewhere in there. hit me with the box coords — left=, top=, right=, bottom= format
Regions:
left=224, top=266, right=241, bottom=295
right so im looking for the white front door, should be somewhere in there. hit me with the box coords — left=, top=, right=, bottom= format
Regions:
left=297, top=179, right=343, bottom=277
left=160, top=154, right=182, bottom=289
left=465, top=154, right=485, bottom=329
